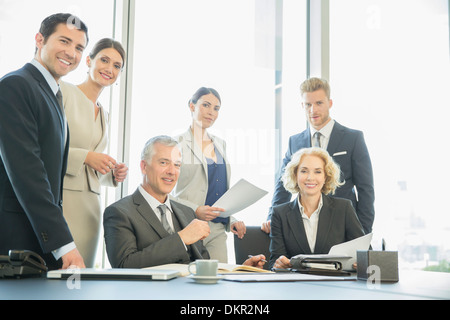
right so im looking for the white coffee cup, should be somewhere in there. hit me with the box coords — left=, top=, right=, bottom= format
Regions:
left=188, top=259, right=218, bottom=277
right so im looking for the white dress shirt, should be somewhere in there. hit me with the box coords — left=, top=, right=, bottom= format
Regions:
left=138, top=185, right=175, bottom=231
left=309, top=119, right=335, bottom=150
left=138, top=186, right=188, bottom=250
left=298, top=194, right=323, bottom=253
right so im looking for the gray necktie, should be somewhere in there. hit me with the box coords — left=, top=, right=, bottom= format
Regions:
left=157, top=204, right=174, bottom=234
left=56, top=89, right=64, bottom=113
left=56, top=89, right=67, bottom=145
left=313, top=132, right=321, bottom=148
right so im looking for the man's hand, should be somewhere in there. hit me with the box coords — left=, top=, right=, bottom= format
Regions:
left=243, top=254, right=267, bottom=269
left=178, top=219, right=210, bottom=245
left=61, top=248, right=86, bottom=269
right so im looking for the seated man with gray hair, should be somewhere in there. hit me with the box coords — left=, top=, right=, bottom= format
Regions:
left=104, top=136, right=266, bottom=269
left=103, top=136, right=211, bottom=268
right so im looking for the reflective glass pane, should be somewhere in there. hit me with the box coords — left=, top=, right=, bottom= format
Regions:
left=330, top=0, right=450, bottom=270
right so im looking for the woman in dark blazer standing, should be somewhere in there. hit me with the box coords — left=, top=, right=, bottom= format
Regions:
left=269, top=147, right=364, bottom=269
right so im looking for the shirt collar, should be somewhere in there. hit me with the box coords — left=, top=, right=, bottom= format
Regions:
left=310, top=118, right=335, bottom=140
left=30, top=59, right=59, bottom=95
left=298, top=194, right=323, bottom=219
left=138, top=185, right=173, bottom=213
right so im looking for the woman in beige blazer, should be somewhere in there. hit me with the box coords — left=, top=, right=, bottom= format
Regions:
left=61, top=39, right=128, bottom=267
left=172, top=87, right=246, bottom=263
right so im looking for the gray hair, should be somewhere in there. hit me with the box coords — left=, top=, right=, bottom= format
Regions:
left=141, top=135, right=180, bottom=162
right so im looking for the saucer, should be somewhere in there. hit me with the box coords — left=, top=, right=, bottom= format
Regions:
left=188, top=274, right=224, bottom=284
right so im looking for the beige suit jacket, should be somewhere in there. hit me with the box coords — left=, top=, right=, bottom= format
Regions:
left=171, top=128, right=234, bottom=230
left=60, top=81, right=116, bottom=194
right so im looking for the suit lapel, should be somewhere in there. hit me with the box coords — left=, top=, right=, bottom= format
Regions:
left=170, top=200, right=190, bottom=229
left=132, top=190, right=205, bottom=259
left=26, top=64, right=65, bottom=130
left=211, top=135, right=226, bottom=163
left=132, top=190, right=169, bottom=239
left=326, top=121, right=345, bottom=156
left=171, top=200, right=205, bottom=259
left=297, top=129, right=312, bottom=149
left=314, top=195, right=334, bottom=253
left=210, top=134, right=231, bottom=188
left=286, top=198, right=312, bottom=254
left=183, top=129, right=208, bottom=177
left=25, top=64, right=68, bottom=183
left=93, top=107, right=108, bottom=151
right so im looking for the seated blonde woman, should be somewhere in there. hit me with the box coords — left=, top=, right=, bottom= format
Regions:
left=269, top=147, right=365, bottom=270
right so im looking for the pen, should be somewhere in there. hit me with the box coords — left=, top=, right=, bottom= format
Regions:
left=248, top=255, right=268, bottom=263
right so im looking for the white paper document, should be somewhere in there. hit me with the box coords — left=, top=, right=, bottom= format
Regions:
left=223, top=273, right=356, bottom=282
left=328, top=233, right=373, bottom=270
left=213, top=179, right=268, bottom=218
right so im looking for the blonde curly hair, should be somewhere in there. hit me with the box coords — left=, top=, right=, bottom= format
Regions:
left=282, top=147, right=343, bottom=195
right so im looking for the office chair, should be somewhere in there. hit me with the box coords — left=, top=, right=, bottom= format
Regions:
left=234, top=226, right=271, bottom=270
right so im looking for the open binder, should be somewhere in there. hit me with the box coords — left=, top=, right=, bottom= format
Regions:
left=285, top=233, right=374, bottom=276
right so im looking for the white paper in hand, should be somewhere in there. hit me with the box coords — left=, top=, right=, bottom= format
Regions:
left=328, top=233, right=373, bottom=270
left=213, top=179, right=268, bottom=218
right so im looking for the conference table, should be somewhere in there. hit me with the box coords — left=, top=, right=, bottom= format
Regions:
left=1, top=269, right=449, bottom=302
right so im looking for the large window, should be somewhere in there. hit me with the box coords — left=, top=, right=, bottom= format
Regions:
left=3, top=1, right=448, bottom=271
left=329, top=0, right=450, bottom=270
left=0, top=1, right=115, bottom=85
left=125, top=0, right=306, bottom=262
left=281, top=0, right=308, bottom=161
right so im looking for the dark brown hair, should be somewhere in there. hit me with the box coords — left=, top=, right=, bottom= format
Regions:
left=36, top=13, right=89, bottom=53
left=189, top=87, right=221, bottom=107
left=89, top=38, right=126, bottom=69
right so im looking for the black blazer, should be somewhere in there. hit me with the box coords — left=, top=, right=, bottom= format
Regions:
left=0, top=63, right=71, bottom=269
left=268, top=121, right=375, bottom=233
left=104, top=189, right=210, bottom=268
left=269, top=194, right=365, bottom=269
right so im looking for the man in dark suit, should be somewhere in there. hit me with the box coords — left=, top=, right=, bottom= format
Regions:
left=104, top=136, right=267, bottom=269
left=262, top=77, right=375, bottom=234
left=103, top=136, right=212, bottom=268
left=0, top=13, right=89, bottom=270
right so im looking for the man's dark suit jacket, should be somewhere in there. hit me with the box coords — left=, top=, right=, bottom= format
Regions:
left=103, top=189, right=210, bottom=268
left=268, top=121, right=375, bottom=233
left=269, top=194, right=365, bottom=269
left=0, top=63, right=71, bottom=270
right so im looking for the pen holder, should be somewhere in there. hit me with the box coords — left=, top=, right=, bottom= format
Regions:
left=357, top=250, right=399, bottom=283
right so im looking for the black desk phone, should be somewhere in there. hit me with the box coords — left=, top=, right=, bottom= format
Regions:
left=0, top=250, right=48, bottom=278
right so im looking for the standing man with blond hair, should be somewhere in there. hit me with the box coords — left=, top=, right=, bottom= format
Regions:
left=262, top=77, right=375, bottom=234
